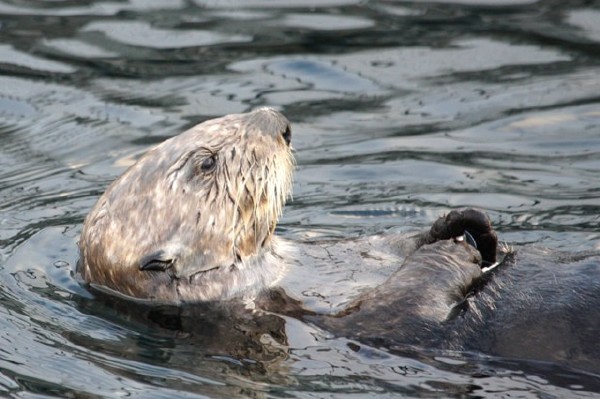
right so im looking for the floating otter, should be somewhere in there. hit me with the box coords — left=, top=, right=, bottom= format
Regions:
left=78, top=108, right=600, bottom=373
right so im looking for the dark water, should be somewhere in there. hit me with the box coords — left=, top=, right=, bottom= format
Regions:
left=1, top=0, right=600, bottom=397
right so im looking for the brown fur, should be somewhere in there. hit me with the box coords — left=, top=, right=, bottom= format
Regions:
left=78, top=108, right=294, bottom=303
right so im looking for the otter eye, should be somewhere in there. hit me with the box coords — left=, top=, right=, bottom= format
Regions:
left=200, top=155, right=217, bottom=172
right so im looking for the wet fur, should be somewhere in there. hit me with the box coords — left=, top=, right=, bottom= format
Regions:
left=79, top=108, right=294, bottom=303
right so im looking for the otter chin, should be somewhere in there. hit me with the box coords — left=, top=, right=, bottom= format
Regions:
left=78, top=107, right=295, bottom=304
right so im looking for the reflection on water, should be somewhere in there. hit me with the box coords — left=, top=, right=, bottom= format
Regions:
left=0, top=0, right=599, bottom=397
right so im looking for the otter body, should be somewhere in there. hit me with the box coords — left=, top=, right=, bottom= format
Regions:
left=319, top=240, right=600, bottom=373
left=78, top=109, right=600, bottom=373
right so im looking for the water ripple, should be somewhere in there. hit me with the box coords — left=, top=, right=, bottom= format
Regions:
left=1, top=0, right=600, bottom=397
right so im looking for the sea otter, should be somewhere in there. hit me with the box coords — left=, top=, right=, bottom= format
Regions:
left=78, top=108, right=600, bottom=373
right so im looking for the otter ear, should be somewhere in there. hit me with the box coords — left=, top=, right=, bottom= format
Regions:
left=139, top=251, right=175, bottom=272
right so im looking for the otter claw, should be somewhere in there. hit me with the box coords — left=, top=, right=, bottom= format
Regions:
left=463, top=230, right=477, bottom=249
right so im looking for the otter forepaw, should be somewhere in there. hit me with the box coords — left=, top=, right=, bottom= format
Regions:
left=428, top=208, right=497, bottom=266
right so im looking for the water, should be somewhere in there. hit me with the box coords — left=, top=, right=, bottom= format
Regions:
left=1, top=0, right=599, bottom=397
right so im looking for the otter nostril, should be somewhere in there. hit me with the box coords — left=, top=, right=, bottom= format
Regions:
left=282, top=126, right=291, bottom=146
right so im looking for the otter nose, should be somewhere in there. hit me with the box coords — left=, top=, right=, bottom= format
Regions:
left=282, top=126, right=291, bottom=146
left=248, top=107, right=292, bottom=145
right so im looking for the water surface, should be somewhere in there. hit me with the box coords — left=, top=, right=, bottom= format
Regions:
left=1, top=0, right=600, bottom=397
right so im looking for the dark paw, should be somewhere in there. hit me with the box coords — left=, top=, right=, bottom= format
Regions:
left=428, top=208, right=497, bottom=266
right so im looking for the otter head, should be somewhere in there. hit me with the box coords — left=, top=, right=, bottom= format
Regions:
left=78, top=108, right=294, bottom=302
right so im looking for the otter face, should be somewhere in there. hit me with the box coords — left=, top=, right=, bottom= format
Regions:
left=78, top=108, right=294, bottom=302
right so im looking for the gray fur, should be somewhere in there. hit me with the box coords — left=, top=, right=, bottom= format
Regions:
left=78, top=108, right=294, bottom=303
